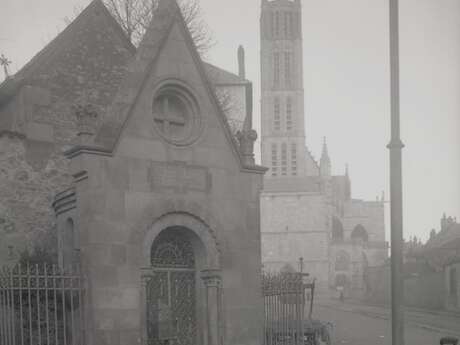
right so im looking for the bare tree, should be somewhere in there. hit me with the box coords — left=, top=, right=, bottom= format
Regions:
left=103, top=0, right=214, bottom=55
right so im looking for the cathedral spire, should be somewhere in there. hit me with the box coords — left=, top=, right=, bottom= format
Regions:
left=320, top=137, right=331, bottom=177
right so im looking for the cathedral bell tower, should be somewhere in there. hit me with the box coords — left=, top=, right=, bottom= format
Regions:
left=260, top=0, right=316, bottom=182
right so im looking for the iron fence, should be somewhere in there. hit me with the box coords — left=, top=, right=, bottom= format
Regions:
left=263, top=272, right=315, bottom=345
left=0, top=264, right=85, bottom=345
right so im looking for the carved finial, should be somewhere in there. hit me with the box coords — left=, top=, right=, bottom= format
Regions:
left=320, top=136, right=331, bottom=177
left=237, top=129, right=258, bottom=166
left=441, top=213, right=449, bottom=231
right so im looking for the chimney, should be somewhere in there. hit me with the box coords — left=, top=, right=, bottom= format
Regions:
left=238, top=45, right=245, bottom=79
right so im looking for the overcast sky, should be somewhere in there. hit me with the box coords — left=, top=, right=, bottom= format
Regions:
left=1, top=0, right=459, bottom=242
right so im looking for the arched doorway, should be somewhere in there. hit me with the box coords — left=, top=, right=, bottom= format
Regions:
left=142, top=214, right=221, bottom=345
left=335, top=273, right=349, bottom=288
left=335, top=251, right=350, bottom=272
left=331, top=217, right=344, bottom=242
left=146, top=229, right=197, bottom=345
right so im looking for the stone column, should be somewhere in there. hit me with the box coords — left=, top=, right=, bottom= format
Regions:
left=201, top=269, right=222, bottom=345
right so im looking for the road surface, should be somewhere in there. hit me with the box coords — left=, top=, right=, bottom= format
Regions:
left=314, top=300, right=460, bottom=345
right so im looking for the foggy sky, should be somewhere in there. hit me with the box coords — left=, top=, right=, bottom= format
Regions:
left=1, top=0, right=459, bottom=242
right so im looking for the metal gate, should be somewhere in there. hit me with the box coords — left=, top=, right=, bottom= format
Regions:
left=263, top=272, right=315, bottom=345
left=144, top=232, right=197, bottom=345
left=0, top=264, right=85, bottom=345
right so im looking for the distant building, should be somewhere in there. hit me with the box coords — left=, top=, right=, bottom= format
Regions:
left=421, top=215, right=460, bottom=310
left=259, top=0, right=387, bottom=295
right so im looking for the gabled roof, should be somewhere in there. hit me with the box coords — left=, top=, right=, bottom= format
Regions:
left=0, top=0, right=247, bottom=108
left=0, top=0, right=135, bottom=106
left=203, top=63, right=250, bottom=86
left=80, top=0, right=263, bottom=172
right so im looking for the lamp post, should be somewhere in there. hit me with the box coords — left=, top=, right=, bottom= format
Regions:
left=388, top=0, right=405, bottom=344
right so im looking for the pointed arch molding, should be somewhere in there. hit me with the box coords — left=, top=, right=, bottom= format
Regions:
left=130, top=199, right=222, bottom=269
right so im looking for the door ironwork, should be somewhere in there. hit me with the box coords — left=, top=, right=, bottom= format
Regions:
left=145, top=232, right=197, bottom=345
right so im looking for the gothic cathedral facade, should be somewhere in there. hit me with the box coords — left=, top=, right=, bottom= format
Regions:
left=259, top=0, right=388, bottom=297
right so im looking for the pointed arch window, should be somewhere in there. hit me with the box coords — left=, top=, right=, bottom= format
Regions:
left=288, top=12, right=294, bottom=38
left=284, top=12, right=289, bottom=38
left=351, top=224, right=369, bottom=242
left=274, top=53, right=280, bottom=86
left=270, top=12, right=275, bottom=38
left=274, top=97, right=281, bottom=131
left=294, top=12, right=301, bottom=38
left=275, top=11, right=280, bottom=37
left=281, top=142, right=287, bottom=176
left=284, top=52, right=292, bottom=86
left=271, top=143, right=278, bottom=176
left=290, top=143, right=297, bottom=176
left=286, top=97, right=293, bottom=131
left=332, top=217, right=345, bottom=241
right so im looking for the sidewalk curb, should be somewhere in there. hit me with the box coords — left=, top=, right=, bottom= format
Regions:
left=318, top=303, right=460, bottom=338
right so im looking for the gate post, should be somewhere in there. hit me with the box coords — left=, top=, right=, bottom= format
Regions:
left=201, top=269, right=222, bottom=345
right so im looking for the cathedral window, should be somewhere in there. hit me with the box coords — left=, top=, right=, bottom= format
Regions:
left=351, top=224, right=369, bottom=242
left=286, top=97, right=293, bottom=130
left=275, top=11, right=280, bottom=37
left=270, top=12, right=275, bottom=38
left=284, top=12, right=289, bottom=38
left=291, top=143, right=297, bottom=176
left=288, top=12, right=294, bottom=38
left=271, top=143, right=278, bottom=176
left=274, top=53, right=280, bottom=86
left=332, top=217, right=345, bottom=241
left=274, top=97, right=281, bottom=131
left=281, top=143, right=287, bottom=176
left=284, top=52, right=292, bottom=86
left=294, top=12, right=300, bottom=38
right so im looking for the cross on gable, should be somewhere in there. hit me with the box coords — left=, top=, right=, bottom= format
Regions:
left=0, top=54, right=12, bottom=78
left=153, top=96, right=187, bottom=137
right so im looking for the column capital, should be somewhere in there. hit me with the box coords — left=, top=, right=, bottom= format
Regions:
left=201, top=269, right=222, bottom=287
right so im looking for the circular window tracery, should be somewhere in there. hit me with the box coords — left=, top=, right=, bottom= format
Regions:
left=152, top=82, right=202, bottom=146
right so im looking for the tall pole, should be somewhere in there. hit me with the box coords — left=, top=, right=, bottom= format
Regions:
left=388, top=0, right=405, bottom=345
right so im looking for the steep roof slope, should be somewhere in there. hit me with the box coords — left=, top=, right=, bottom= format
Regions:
left=0, top=0, right=135, bottom=107
left=88, top=0, right=249, bottom=169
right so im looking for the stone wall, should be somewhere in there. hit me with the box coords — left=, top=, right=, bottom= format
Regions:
left=0, top=2, right=134, bottom=265
left=445, top=262, right=460, bottom=310
left=343, top=200, right=385, bottom=243
left=0, top=135, right=71, bottom=262
left=365, top=265, right=446, bottom=310
left=262, top=231, right=329, bottom=281
left=261, top=192, right=327, bottom=233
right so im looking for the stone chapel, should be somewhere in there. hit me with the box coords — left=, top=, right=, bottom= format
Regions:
left=0, top=0, right=265, bottom=344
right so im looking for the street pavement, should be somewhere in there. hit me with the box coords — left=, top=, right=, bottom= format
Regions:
left=314, top=298, right=460, bottom=345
